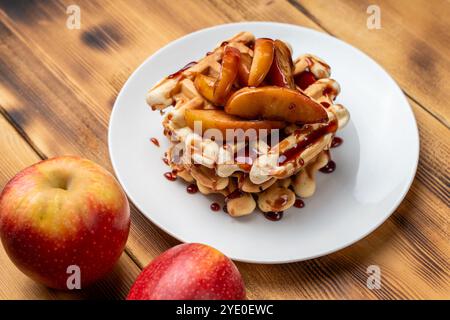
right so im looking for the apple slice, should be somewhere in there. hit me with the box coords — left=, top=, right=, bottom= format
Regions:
left=267, top=40, right=295, bottom=88
left=224, top=86, right=328, bottom=124
left=213, top=46, right=240, bottom=105
left=248, top=38, right=274, bottom=87
left=237, top=53, right=252, bottom=86
left=194, top=74, right=216, bottom=103
left=185, top=109, right=285, bottom=135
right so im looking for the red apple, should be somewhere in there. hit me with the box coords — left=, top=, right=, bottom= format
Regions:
left=0, top=156, right=130, bottom=289
left=127, top=243, right=246, bottom=300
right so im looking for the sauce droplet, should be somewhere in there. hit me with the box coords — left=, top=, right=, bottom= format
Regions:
left=331, top=136, right=343, bottom=148
left=323, top=87, right=336, bottom=98
left=186, top=184, right=198, bottom=194
left=273, top=195, right=288, bottom=209
left=264, top=211, right=284, bottom=221
left=210, top=203, right=221, bottom=211
left=162, top=157, right=169, bottom=166
left=294, top=199, right=305, bottom=208
left=150, top=137, right=160, bottom=147
left=225, top=189, right=243, bottom=202
left=163, top=172, right=177, bottom=181
left=319, top=160, right=336, bottom=173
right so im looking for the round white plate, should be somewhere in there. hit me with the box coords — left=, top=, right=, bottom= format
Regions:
left=108, top=22, right=419, bottom=263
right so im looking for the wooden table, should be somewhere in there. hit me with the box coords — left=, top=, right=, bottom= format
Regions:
left=0, top=0, right=448, bottom=300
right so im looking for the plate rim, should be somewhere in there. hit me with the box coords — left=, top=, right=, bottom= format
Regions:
left=108, top=22, right=420, bottom=264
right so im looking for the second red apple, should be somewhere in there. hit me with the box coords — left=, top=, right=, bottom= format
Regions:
left=127, top=243, right=246, bottom=300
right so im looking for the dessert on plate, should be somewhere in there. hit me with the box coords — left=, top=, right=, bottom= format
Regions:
left=146, top=32, right=349, bottom=220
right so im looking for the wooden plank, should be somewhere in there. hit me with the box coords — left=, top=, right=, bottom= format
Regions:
left=290, top=0, right=450, bottom=126
left=0, top=0, right=448, bottom=299
left=0, top=115, right=140, bottom=299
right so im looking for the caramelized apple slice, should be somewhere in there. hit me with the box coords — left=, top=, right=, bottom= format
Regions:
left=267, top=40, right=295, bottom=88
left=213, top=46, right=240, bottom=105
left=224, top=87, right=328, bottom=124
left=248, top=38, right=274, bottom=87
left=185, top=109, right=285, bottom=135
left=237, top=53, right=252, bottom=86
left=194, top=74, right=216, bottom=103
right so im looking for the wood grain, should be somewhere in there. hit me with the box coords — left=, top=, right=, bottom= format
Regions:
left=0, top=0, right=448, bottom=299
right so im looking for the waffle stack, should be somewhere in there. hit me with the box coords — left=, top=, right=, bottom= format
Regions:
left=146, top=32, right=349, bottom=218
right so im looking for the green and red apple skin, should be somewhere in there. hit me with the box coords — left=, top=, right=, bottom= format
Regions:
left=0, top=156, right=130, bottom=289
left=127, top=243, right=246, bottom=300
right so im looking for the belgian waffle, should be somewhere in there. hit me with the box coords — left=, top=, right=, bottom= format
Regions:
left=146, top=32, right=349, bottom=218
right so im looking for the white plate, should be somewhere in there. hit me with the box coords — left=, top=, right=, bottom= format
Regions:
left=108, top=22, right=419, bottom=263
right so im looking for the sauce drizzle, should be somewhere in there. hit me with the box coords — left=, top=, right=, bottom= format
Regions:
left=295, top=71, right=316, bottom=90
left=331, top=136, right=343, bottom=148
left=278, top=120, right=337, bottom=165
left=225, top=189, right=244, bottom=202
left=320, top=101, right=330, bottom=108
left=167, top=61, right=197, bottom=79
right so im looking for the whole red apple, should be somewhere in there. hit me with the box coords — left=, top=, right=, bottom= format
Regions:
left=0, top=156, right=130, bottom=289
left=127, top=243, right=246, bottom=300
